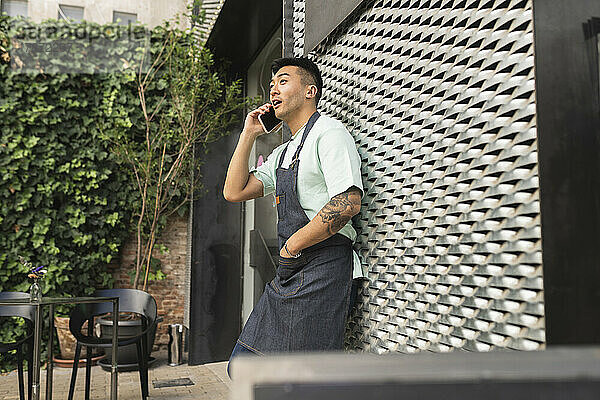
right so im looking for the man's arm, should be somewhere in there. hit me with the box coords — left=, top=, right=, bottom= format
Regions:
left=281, top=186, right=362, bottom=257
left=223, top=104, right=272, bottom=202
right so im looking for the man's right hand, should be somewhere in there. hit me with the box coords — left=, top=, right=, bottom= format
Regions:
left=223, top=104, right=270, bottom=202
left=243, top=103, right=273, bottom=138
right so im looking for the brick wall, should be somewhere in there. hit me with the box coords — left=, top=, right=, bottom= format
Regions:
left=108, top=213, right=188, bottom=350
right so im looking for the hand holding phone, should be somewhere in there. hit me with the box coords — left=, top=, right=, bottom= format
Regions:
left=258, top=105, right=282, bottom=133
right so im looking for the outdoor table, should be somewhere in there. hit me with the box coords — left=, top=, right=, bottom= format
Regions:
left=0, top=296, right=119, bottom=400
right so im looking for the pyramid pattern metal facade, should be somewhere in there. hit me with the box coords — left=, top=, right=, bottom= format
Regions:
left=196, top=0, right=226, bottom=43
left=291, top=0, right=545, bottom=353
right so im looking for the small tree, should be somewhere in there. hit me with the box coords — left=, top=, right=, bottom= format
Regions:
left=103, top=18, right=247, bottom=291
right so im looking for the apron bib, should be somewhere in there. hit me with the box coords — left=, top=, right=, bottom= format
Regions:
left=237, top=111, right=353, bottom=354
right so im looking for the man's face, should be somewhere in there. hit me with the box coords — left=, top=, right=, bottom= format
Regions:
left=270, top=66, right=310, bottom=120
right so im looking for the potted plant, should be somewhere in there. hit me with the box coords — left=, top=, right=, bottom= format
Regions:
left=96, top=312, right=161, bottom=371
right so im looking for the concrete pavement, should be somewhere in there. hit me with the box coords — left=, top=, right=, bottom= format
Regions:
left=0, top=351, right=231, bottom=400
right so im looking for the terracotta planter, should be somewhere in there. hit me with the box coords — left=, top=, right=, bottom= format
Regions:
left=52, top=354, right=104, bottom=368
left=54, top=316, right=88, bottom=359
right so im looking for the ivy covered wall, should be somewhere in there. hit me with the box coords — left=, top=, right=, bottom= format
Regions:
left=0, top=16, right=144, bottom=370
left=0, top=14, right=239, bottom=370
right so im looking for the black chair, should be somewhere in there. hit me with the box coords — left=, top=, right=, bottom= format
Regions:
left=0, top=291, right=34, bottom=400
left=67, top=289, right=157, bottom=400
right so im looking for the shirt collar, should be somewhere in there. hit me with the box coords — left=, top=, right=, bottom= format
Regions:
left=291, top=122, right=308, bottom=142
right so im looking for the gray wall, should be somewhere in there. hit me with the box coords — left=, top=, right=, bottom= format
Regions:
left=303, top=0, right=362, bottom=53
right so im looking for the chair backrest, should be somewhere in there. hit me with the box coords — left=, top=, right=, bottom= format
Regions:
left=95, top=289, right=157, bottom=326
left=69, top=289, right=157, bottom=337
left=0, top=292, right=35, bottom=322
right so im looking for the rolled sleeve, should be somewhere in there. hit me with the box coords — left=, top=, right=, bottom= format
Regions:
left=317, top=127, right=363, bottom=199
left=250, top=152, right=277, bottom=196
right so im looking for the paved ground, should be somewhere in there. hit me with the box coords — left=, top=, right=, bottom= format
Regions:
left=0, top=351, right=231, bottom=400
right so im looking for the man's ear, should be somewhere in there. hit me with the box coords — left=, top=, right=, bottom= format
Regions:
left=306, top=85, right=317, bottom=99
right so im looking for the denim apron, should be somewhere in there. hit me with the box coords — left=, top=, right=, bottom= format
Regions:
left=237, top=111, right=353, bottom=354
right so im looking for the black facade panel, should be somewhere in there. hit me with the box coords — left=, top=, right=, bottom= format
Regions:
left=189, top=132, right=243, bottom=365
left=533, top=0, right=600, bottom=344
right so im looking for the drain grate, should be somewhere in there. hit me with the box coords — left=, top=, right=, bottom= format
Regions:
left=152, top=378, right=195, bottom=388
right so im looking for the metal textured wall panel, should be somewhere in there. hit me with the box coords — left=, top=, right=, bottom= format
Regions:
left=292, top=0, right=544, bottom=353
left=197, top=0, right=226, bottom=43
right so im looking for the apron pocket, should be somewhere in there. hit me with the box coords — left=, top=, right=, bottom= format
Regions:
left=273, top=256, right=306, bottom=296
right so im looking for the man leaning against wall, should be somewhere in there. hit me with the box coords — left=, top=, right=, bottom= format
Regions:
left=223, top=57, right=364, bottom=376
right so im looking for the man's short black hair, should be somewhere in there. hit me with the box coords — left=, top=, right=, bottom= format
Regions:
left=271, top=57, right=323, bottom=106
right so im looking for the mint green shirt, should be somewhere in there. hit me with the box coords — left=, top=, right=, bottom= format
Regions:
left=251, top=114, right=365, bottom=278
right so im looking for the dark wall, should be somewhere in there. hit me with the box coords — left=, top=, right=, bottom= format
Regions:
left=207, top=0, right=282, bottom=77
left=533, top=0, right=600, bottom=344
left=189, top=130, right=243, bottom=365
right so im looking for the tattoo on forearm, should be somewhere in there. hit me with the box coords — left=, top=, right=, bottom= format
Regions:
left=318, top=188, right=361, bottom=235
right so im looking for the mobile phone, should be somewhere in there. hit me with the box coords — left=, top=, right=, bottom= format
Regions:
left=258, top=106, right=282, bottom=133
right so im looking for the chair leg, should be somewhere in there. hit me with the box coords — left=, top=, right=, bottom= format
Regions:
left=67, top=343, right=82, bottom=400
left=136, top=341, right=147, bottom=400
left=16, top=345, right=25, bottom=400
left=85, top=346, right=93, bottom=400
left=142, top=332, right=150, bottom=399
left=27, top=339, right=33, bottom=400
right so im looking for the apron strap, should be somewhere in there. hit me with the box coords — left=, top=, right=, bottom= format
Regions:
left=278, top=142, right=290, bottom=169
left=290, top=111, right=320, bottom=164
left=277, top=111, right=321, bottom=169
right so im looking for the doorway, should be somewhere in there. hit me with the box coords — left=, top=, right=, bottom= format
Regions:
left=242, top=26, right=283, bottom=324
